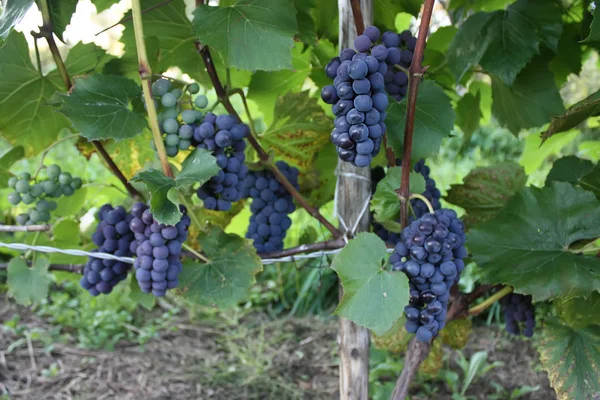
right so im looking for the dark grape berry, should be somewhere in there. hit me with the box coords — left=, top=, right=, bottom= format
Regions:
left=500, top=293, right=536, bottom=337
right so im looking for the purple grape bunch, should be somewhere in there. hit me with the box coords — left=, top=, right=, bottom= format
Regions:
left=500, top=293, right=535, bottom=337
left=129, top=202, right=190, bottom=297
left=193, top=112, right=250, bottom=211
left=80, top=205, right=136, bottom=296
left=241, top=161, right=299, bottom=253
left=390, top=209, right=467, bottom=342
left=321, top=26, right=389, bottom=167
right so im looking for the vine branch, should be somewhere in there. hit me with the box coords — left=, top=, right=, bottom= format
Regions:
left=0, top=263, right=83, bottom=274
left=0, top=224, right=52, bottom=233
left=399, top=0, right=435, bottom=229
left=349, top=0, right=365, bottom=35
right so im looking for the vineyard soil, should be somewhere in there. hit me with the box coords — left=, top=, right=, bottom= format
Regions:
left=0, top=297, right=555, bottom=400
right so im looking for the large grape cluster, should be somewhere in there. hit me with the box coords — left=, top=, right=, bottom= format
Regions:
left=321, top=26, right=389, bottom=167
left=194, top=113, right=249, bottom=211
left=150, top=78, right=209, bottom=157
left=500, top=293, right=535, bottom=337
left=381, top=30, right=417, bottom=101
left=372, top=159, right=442, bottom=244
left=129, top=202, right=190, bottom=297
left=390, top=209, right=467, bottom=342
left=80, top=205, right=135, bottom=296
left=7, top=164, right=83, bottom=225
left=242, top=161, right=299, bottom=253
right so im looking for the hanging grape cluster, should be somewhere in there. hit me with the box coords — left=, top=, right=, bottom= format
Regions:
left=500, top=293, right=536, bottom=337
left=194, top=113, right=250, bottom=211
left=150, top=78, right=209, bottom=157
left=242, top=161, right=299, bottom=253
left=7, top=164, right=83, bottom=225
left=391, top=209, right=467, bottom=342
left=80, top=205, right=135, bottom=296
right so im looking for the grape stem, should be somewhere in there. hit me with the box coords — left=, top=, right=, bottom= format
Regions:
left=398, top=0, right=435, bottom=231
left=0, top=224, right=52, bottom=233
left=182, top=243, right=209, bottom=263
left=468, top=285, right=513, bottom=315
left=408, top=193, right=434, bottom=214
left=195, top=46, right=343, bottom=239
left=229, top=88, right=258, bottom=137
left=33, top=134, right=79, bottom=179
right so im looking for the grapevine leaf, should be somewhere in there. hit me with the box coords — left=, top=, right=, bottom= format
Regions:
left=50, top=74, right=146, bottom=141
left=372, top=167, right=426, bottom=229
left=0, top=0, right=34, bottom=39
left=179, top=227, right=263, bottom=308
left=420, top=339, right=443, bottom=376
left=448, top=0, right=512, bottom=12
left=48, top=0, right=78, bottom=42
left=31, top=219, right=84, bottom=264
left=374, top=0, right=421, bottom=31
left=445, top=162, right=527, bottom=226
left=61, top=42, right=114, bottom=76
left=439, top=318, right=473, bottom=350
left=103, top=131, right=156, bottom=179
left=7, top=257, right=51, bottom=305
left=309, top=38, right=338, bottom=89
left=293, top=0, right=316, bottom=46
left=248, top=43, right=312, bottom=125
left=301, top=144, right=337, bottom=208
left=538, top=319, right=600, bottom=400
left=53, top=187, right=88, bottom=219
left=128, top=276, right=156, bottom=311
left=91, top=0, right=118, bottom=12
left=555, top=292, right=600, bottom=329
left=542, top=90, right=600, bottom=141
left=332, top=233, right=409, bottom=335
left=0, top=146, right=25, bottom=189
left=546, top=156, right=600, bottom=200
left=0, top=32, right=68, bottom=155
left=492, top=59, right=564, bottom=135
left=469, top=182, right=600, bottom=301
left=259, top=91, right=330, bottom=172
left=313, top=0, right=338, bottom=45
left=387, top=81, right=455, bottom=161
left=131, top=149, right=219, bottom=225
left=455, top=92, right=481, bottom=148
left=371, top=317, right=411, bottom=354
left=549, top=24, right=583, bottom=87
left=192, top=0, right=298, bottom=71
left=582, top=6, right=599, bottom=43
left=520, top=130, right=578, bottom=175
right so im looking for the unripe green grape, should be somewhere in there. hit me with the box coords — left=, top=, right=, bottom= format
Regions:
left=181, top=110, right=197, bottom=124
left=193, top=110, right=204, bottom=121
left=8, top=192, right=21, bottom=205
left=165, top=134, right=179, bottom=147
left=179, top=124, right=193, bottom=139
left=63, top=185, right=74, bottom=196
left=30, top=183, right=43, bottom=197
left=36, top=199, right=50, bottom=211
left=38, top=210, right=51, bottom=222
left=171, top=88, right=183, bottom=99
left=163, top=118, right=179, bottom=134
left=16, top=213, right=29, bottom=225
left=71, top=177, right=83, bottom=189
left=21, top=193, right=35, bottom=204
left=29, top=210, right=41, bottom=223
left=19, top=172, right=31, bottom=180
left=194, top=95, right=208, bottom=109
left=50, top=187, right=63, bottom=198
left=46, top=164, right=61, bottom=179
left=152, top=79, right=171, bottom=96
left=47, top=201, right=57, bottom=211
left=8, top=176, right=17, bottom=188
left=157, top=112, right=165, bottom=124
left=162, top=107, right=178, bottom=120
left=161, top=93, right=177, bottom=108
left=178, top=139, right=191, bottom=150
left=165, top=146, right=178, bottom=157
left=188, top=82, right=200, bottom=94
left=42, top=180, right=57, bottom=194
left=15, top=180, right=29, bottom=193
left=59, top=172, right=72, bottom=185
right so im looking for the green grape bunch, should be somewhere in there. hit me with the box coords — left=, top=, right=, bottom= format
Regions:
left=146, top=78, right=209, bottom=157
left=6, top=164, right=83, bottom=225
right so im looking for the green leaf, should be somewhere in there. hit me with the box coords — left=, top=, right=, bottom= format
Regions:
left=469, top=182, right=600, bottom=301
left=128, top=276, right=156, bottom=311
left=91, top=0, right=118, bottom=12
left=62, top=42, right=114, bottom=76
left=387, top=81, right=455, bottom=161
left=0, top=0, right=34, bottom=39
left=48, top=0, right=78, bottom=42
left=546, top=157, right=600, bottom=200
left=38, top=219, right=83, bottom=264
left=0, top=146, right=25, bottom=189
left=0, top=32, right=68, bottom=155
left=492, top=59, right=564, bottom=135
left=542, top=90, right=600, bottom=141
left=445, top=162, right=527, bottom=226
left=248, top=43, right=312, bottom=124
left=313, top=0, right=338, bottom=45
left=374, top=0, right=421, bottom=31
left=555, top=292, right=600, bottom=329
left=455, top=92, right=481, bottom=148
left=7, top=257, right=52, bottom=305
left=302, top=143, right=337, bottom=208
left=447, top=0, right=562, bottom=84
left=372, top=167, right=426, bottom=230
left=520, top=130, right=578, bottom=175
left=103, top=131, right=156, bottom=179
left=582, top=6, right=599, bottom=43
left=538, top=319, right=600, bottom=400
left=294, top=0, right=316, bottom=46
left=131, top=148, right=220, bottom=225
left=51, top=74, right=146, bottom=141
left=179, top=227, right=262, bottom=308
left=259, top=91, right=330, bottom=172
left=549, top=23, right=583, bottom=86
left=332, top=233, right=409, bottom=335
left=193, top=0, right=298, bottom=71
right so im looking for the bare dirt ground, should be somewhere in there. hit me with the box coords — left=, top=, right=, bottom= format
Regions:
left=0, top=299, right=556, bottom=400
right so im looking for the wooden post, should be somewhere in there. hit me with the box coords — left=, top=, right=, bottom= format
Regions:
left=336, top=1, right=373, bottom=399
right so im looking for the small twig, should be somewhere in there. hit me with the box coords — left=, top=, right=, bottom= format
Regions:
left=95, top=0, right=174, bottom=36
left=182, top=243, right=208, bottom=263
left=0, top=224, right=52, bottom=233
left=91, top=142, right=142, bottom=198
left=468, top=286, right=512, bottom=315
left=26, top=334, right=37, bottom=371
left=259, top=238, right=346, bottom=258
left=33, top=135, right=79, bottom=178
left=229, top=88, right=258, bottom=136
left=349, top=0, right=365, bottom=35
left=399, top=0, right=435, bottom=229
left=33, top=35, right=43, bottom=73
left=409, top=194, right=433, bottom=213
